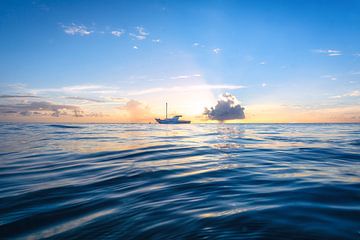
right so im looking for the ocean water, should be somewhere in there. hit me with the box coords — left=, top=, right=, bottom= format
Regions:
left=0, top=123, right=359, bottom=239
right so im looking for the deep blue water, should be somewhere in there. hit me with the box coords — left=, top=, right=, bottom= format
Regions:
left=0, top=123, right=359, bottom=239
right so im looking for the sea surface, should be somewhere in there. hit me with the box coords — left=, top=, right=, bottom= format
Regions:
left=0, top=123, right=359, bottom=239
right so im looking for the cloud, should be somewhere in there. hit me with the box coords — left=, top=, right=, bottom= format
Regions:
left=212, top=48, right=221, bottom=54
left=259, top=61, right=267, bottom=65
left=344, top=90, right=359, bottom=97
left=111, top=30, right=125, bottom=37
left=204, top=93, right=245, bottom=121
left=0, top=101, right=84, bottom=117
left=330, top=90, right=360, bottom=99
left=170, top=74, right=202, bottom=80
left=152, top=39, right=161, bottom=43
left=261, top=83, right=267, bottom=87
left=30, top=84, right=118, bottom=95
left=106, top=97, right=128, bottom=102
left=117, top=99, right=152, bottom=121
left=7, top=83, right=27, bottom=89
left=128, top=84, right=245, bottom=96
left=193, top=42, right=199, bottom=47
left=133, top=45, right=138, bottom=49
left=0, top=95, right=41, bottom=99
left=65, top=96, right=105, bottom=103
left=136, top=26, right=148, bottom=36
left=129, top=26, right=149, bottom=40
left=321, top=75, right=337, bottom=81
left=61, top=23, right=92, bottom=36
left=313, top=49, right=342, bottom=56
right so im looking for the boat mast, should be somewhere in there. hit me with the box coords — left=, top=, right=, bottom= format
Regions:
left=166, top=102, right=168, bottom=119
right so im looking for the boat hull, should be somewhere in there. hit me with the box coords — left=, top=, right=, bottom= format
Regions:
left=155, top=119, right=191, bottom=124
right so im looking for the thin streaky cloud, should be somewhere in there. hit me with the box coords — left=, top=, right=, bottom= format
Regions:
left=330, top=90, right=360, bottom=99
left=313, top=49, right=342, bottom=56
left=128, top=84, right=245, bottom=96
left=29, top=84, right=120, bottom=95
left=321, top=75, right=337, bottom=81
left=129, top=33, right=146, bottom=40
left=170, top=74, right=202, bottom=80
left=0, top=95, right=41, bottom=99
left=65, top=96, right=105, bottom=103
left=106, top=97, right=129, bottom=102
left=328, top=53, right=341, bottom=56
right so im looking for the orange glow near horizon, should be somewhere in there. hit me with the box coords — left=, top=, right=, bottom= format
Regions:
left=1, top=103, right=359, bottom=123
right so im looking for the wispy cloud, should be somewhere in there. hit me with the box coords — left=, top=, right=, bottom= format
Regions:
left=212, top=48, right=221, bottom=54
left=106, top=97, right=128, bottom=103
left=0, top=95, right=41, bottom=99
left=331, top=90, right=360, bottom=99
left=111, top=30, right=125, bottom=37
left=259, top=61, right=267, bottom=65
left=152, top=39, right=161, bottom=43
left=133, top=46, right=138, bottom=49
left=321, top=75, right=337, bottom=81
left=170, top=74, right=202, bottom=80
left=7, top=83, right=27, bottom=90
left=128, top=84, right=245, bottom=96
left=61, top=23, right=93, bottom=36
left=261, top=83, right=267, bottom=87
left=65, top=96, right=105, bottom=103
left=129, top=26, right=149, bottom=40
left=29, top=84, right=119, bottom=95
left=313, top=49, right=342, bottom=56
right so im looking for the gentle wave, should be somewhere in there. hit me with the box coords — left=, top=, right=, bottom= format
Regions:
left=46, top=124, right=85, bottom=129
left=0, top=123, right=359, bottom=239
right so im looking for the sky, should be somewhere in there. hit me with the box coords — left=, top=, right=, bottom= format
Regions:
left=0, top=0, right=359, bottom=123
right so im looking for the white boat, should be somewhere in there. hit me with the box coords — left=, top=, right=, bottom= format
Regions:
left=155, top=103, right=191, bottom=124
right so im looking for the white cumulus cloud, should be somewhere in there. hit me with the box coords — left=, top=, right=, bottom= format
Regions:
left=111, top=30, right=125, bottom=37
left=204, top=93, right=245, bottom=121
left=213, top=48, right=221, bottom=54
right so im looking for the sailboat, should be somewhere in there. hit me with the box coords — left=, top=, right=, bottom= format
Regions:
left=155, top=103, right=191, bottom=124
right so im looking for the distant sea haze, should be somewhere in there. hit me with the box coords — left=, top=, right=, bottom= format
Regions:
left=0, top=123, right=359, bottom=239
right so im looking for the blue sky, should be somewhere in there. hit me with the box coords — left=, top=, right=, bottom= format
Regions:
left=0, top=0, right=359, bottom=122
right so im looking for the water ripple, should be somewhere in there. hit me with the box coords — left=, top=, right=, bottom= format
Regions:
left=0, top=123, right=359, bottom=239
